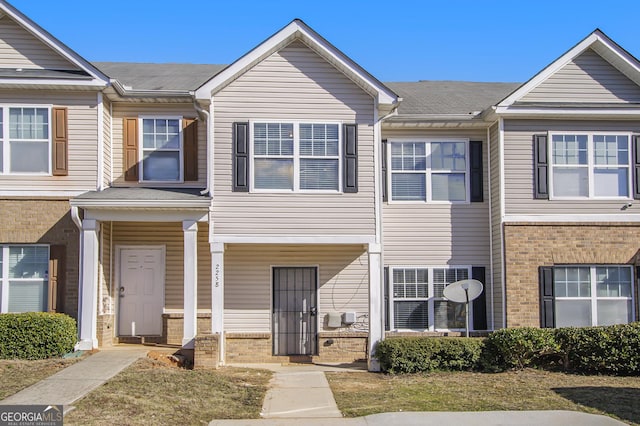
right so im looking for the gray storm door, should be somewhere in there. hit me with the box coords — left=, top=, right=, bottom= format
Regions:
left=273, top=267, right=318, bottom=356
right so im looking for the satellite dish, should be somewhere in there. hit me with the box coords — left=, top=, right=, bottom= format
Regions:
left=443, top=279, right=484, bottom=337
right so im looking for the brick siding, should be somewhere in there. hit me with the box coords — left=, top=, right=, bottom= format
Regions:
left=504, top=222, right=640, bottom=327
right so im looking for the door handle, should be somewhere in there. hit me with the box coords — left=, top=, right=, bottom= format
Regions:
left=310, top=307, right=317, bottom=316
left=119, top=287, right=125, bottom=298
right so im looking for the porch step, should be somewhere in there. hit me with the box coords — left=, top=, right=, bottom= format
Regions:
left=285, top=355, right=313, bottom=364
left=115, top=336, right=164, bottom=345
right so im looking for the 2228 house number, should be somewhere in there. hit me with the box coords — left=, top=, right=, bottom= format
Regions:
left=214, top=264, right=221, bottom=287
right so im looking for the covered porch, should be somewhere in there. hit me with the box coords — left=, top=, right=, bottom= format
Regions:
left=70, top=188, right=212, bottom=351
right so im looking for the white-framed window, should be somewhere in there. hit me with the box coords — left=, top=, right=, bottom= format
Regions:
left=390, top=266, right=470, bottom=331
left=549, top=133, right=631, bottom=199
left=0, top=106, right=51, bottom=174
left=0, top=245, right=49, bottom=313
left=554, top=265, right=634, bottom=327
left=140, top=117, right=182, bottom=182
left=389, top=140, right=469, bottom=202
left=252, top=122, right=340, bottom=192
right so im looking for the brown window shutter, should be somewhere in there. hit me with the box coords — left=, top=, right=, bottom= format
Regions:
left=48, top=245, right=65, bottom=313
left=123, top=118, right=139, bottom=181
left=183, top=118, right=198, bottom=181
left=52, top=107, right=68, bottom=176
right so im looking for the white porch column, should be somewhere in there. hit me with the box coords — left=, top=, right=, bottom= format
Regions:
left=182, top=220, right=198, bottom=348
left=76, top=219, right=100, bottom=350
left=368, top=243, right=383, bottom=372
left=211, top=241, right=225, bottom=363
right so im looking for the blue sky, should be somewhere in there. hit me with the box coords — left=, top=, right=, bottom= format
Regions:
left=9, top=0, right=640, bottom=83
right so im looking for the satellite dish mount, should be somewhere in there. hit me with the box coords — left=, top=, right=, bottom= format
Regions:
left=442, top=279, right=483, bottom=337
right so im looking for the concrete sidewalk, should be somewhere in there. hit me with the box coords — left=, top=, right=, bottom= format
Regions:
left=210, top=411, right=626, bottom=425
left=0, top=346, right=148, bottom=411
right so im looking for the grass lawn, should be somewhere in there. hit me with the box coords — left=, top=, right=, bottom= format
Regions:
left=0, top=357, right=85, bottom=400
left=64, top=358, right=272, bottom=426
left=327, top=369, right=640, bottom=425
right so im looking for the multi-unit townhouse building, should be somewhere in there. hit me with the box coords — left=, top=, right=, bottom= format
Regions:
left=0, top=1, right=637, bottom=370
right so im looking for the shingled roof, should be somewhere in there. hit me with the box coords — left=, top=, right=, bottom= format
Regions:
left=386, top=81, right=521, bottom=116
left=92, top=62, right=226, bottom=91
left=92, top=62, right=521, bottom=115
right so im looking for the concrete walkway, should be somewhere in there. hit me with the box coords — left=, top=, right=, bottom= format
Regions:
left=0, top=346, right=148, bottom=412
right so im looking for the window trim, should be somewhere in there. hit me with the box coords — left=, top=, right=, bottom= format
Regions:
left=0, top=244, right=50, bottom=313
left=548, top=131, right=633, bottom=200
left=138, top=115, right=184, bottom=183
left=387, top=138, right=471, bottom=204
left=249, top=120, right=343, bottom=194
left=553, top=264, right=635, bottom=327
left=389, top=265, right=472, bottom=332
left=0, top=105, right=53, bottom=176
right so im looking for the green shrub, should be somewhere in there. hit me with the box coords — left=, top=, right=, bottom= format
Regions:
left=0, top=312, right=77, bottom=359
left=481, top=327, right=560, bottom=370
left=555, top=323, right=640, bottom=375
left=375, top=337, right=484, bottom=373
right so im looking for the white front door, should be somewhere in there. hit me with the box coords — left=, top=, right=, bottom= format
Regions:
left=118, top=247, right=164, bottom=336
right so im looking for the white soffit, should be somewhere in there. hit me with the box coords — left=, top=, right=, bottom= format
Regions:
left=497, top=29, right=640, bottom=108
left=195, top=19, right=398, bottom=106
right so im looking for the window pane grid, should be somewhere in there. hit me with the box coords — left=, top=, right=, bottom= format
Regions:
left=3, top=245, right=49, bottom=314
left=253, top=122, right=339, bottom=191
left=8, top=107, right=49, bottom=173
left=141, top=118, right=181, bottom=182
left=551, top=133, right=631, bottom=198
left=554, top=265, right=634, bottom=327
left=390, top=141, right=468, bottom=202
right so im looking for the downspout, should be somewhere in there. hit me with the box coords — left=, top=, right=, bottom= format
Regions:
left=71, top=205, right=84, bottom=344
left=192, top=95, right=211, bottom=196
left=487, top=123, right=496, bottom=331
left=97, top=92, right=104, bottom=191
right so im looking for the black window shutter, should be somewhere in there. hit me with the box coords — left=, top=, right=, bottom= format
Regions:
left=471, top=266, right=487, bottom=330
left=343, top=124, right=358, bottom=193
left=381, top=139, right=388, bottom=202
left=384, top=266, right=389, bottom=331
left=539, top=266, right=555, bottom=328
left=470, top=141, right=483, bottom=202
left=633, top=135, right=640, bottom=199
left=534, top=135, right=549, bottom=199
left=233, top=122, right=249, bottom=192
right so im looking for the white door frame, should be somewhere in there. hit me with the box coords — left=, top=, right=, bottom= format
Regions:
left=114, top=245, right=166, bottom=336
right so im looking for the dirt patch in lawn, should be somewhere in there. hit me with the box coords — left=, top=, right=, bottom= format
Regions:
left=0, top=357, right=85, bottom=400
left=64, top=358, right=271, bottom=425
left=326, top=369, right=640, bottom=425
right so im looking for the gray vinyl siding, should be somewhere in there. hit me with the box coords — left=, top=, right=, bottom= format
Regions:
left=111, top=222, right=211, bottom=311
left=103, top=97, right=112, bottom=187
left=224, top=244, right=368, bottom=333
left=504, top=119, right=640, bottom=215
left=212, top=40, right=376, bottom=236
left=521, top=49, right=640, bottom=103
left=0, top=16, right=77, bottom=70
left=489, top=122, right=503, bottom=329
left=381, top=128, right=490, bottom=266
left=0, top=90, right=99, bottom=192
left=111, top=103, right=207, bottom=186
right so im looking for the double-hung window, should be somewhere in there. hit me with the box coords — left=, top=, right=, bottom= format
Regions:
left=141, top=117, right=182, bottom=182
left=554, top=265, right=634, bottom=327
left=0, top=245, right=49, bottom=313
left=0, top=107, right=50, bottom=174
left=550, top=133, right=631, bottom=198
left=390, top=140, right=468, bottom=202
left=390, top=266, right=471, bottom=330
left=252, top=122, right=340, bottom=192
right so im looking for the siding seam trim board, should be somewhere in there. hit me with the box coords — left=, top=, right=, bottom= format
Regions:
left=499, top=117, right=506, bottom=329
left=487, top=124, right=495, bottom=331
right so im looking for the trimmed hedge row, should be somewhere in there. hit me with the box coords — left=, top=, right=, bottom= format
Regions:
left=0, top=312, right=77, bottom=359
left=376, top=322, right=640, bottom=375
left=376, top=337, right=484, bottom=373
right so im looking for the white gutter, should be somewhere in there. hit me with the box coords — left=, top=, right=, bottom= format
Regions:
left=192, top=96, right=211, bottom=196
left=70, top=199, right=211, bottom=209
left=487, top=123, right=496, bottom=331
left=498, top=117, right=507, bottom=329
left=71, top=205, right=83, bottom=231
left=96, top=92, right=104, bottom=191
